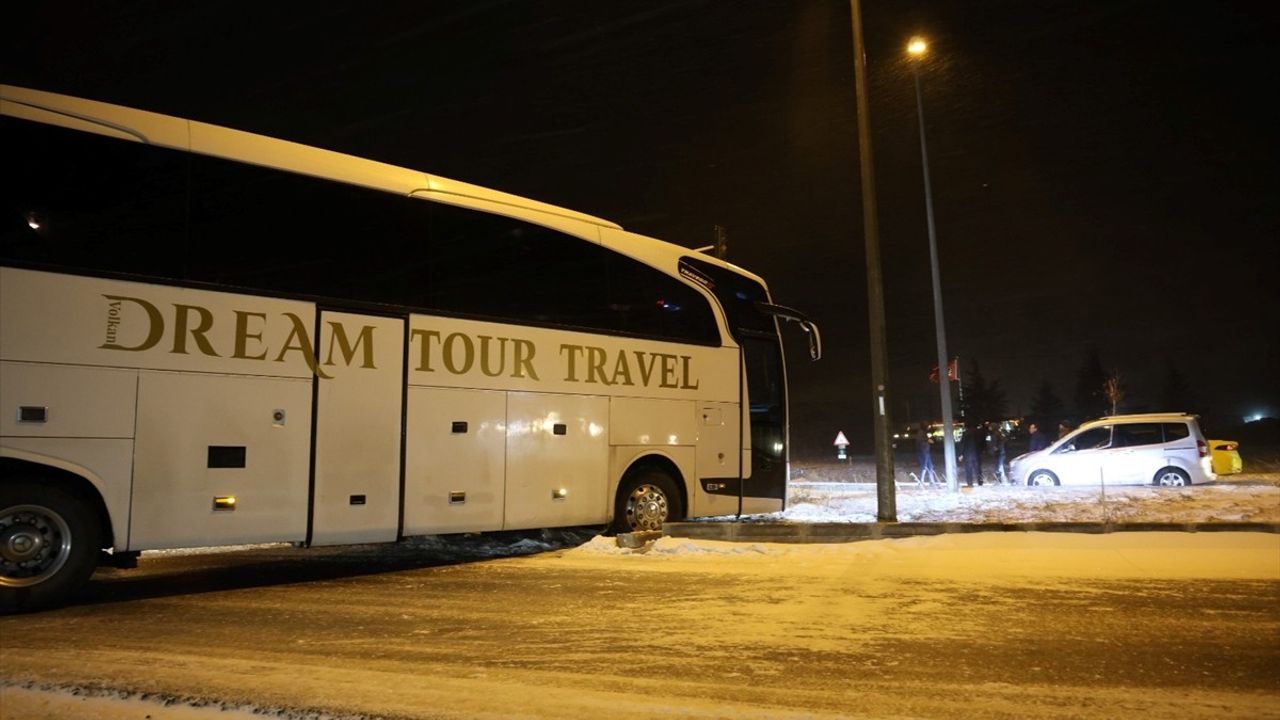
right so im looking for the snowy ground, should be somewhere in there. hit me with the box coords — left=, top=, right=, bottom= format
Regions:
left=3, top=457, right=1278, bottom=719
left=4, top=531, right=1278, bottom=719
left=773, top=460, right=1280, bottom=524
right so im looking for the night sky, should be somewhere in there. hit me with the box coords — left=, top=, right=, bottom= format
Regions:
left=4, top=1, right=1276, bottom=458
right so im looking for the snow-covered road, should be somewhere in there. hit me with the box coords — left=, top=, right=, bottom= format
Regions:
left=2, top=531, right=1277, bottom=719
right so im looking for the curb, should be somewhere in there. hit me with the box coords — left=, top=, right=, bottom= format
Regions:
left=662, top=521, right=1280, bottom=544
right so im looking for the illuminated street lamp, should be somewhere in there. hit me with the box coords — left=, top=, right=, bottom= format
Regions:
left=907, top=36, right=959, bottom=492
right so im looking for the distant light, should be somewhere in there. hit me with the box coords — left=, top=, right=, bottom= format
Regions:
left=26, top=212, right=42, bottom=230
left=907, top=37, right=927, bottom=57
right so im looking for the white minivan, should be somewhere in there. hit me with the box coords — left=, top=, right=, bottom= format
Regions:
left=1010, top=413, right=1214, bottom=487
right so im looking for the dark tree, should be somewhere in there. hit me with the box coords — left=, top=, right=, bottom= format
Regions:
left=960, top=361, right=986, bottom=422
left=1074, top=348, right=1109, bottom=421
left=1160, top=358, right=1199, bottom=414
left=1029, top=380, right=1064, bottom=428
left=986, top=378, right=1008, bottom=423
left=960, top=360, right=1008, bottom=425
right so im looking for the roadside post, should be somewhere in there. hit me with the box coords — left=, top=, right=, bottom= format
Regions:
left=835, top=431, right=851, bottom=461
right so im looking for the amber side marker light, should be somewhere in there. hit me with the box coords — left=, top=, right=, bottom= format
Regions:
left=213, top=496, right=237, bottom=511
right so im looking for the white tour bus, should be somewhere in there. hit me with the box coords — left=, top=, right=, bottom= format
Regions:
left=0, top=85, right=820, bottom=610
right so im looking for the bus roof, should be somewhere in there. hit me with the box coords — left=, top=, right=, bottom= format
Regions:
left=0, top=84, right=620, bottom=230
left=1, top=84, right=769, bottom=292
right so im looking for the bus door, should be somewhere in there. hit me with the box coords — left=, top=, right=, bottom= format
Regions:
left=742, top=303, right=819, bottom=504
left=678, top=257, right=821, bottom=511
left=740, top=333, right=787, bottom=502
left=309, top=311, right=405, bottom=546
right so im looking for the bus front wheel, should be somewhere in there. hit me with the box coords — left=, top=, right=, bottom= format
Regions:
left=1, top=481, right=102, bottom=613
left=612, top=468, right=682, bottom=534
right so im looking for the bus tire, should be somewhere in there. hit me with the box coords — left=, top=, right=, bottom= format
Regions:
left=1, top=481, right=102, bottom=613
left=611, top=467, right=683, bottom=535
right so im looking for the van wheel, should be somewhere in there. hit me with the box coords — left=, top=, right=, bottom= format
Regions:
left=1154, top=467, right=1191, bottom=487
left=611, top=468, right=682, bottom=534
left=1, top=482, right=102, bottom=612
left=1027, top=470, right=1059, bottom=486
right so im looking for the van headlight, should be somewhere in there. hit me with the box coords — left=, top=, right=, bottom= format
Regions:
left=1010, top=454, right=1028, bottom=474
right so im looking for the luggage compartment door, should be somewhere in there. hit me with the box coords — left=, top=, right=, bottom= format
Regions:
left=310, top=312, right=405, bottom=546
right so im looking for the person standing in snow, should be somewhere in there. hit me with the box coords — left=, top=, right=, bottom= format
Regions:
left=1027, top=422, right=1049, bottom=452
left=960, top=425, right=982, bottom=487
left=914, top=422, right=935, bottom=481
left=987, top=421, right=1008, bottom=481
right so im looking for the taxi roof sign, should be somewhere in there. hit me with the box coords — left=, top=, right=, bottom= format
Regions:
left=833, top=431, right=850, bottom=447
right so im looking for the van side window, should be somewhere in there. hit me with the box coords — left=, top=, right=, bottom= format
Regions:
left=1162, top=423, right=1190, bottom=442
left=1112, top=423, right=1163, bottom=448
left=1057, top=426, right=1111, bottom=452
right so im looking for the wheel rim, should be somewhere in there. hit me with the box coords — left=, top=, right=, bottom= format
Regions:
left=0, top=504, right=74, bottom=588
left=624, top=484, right=669, bottom=532
left=1157, top=471, right=1187, bottom=487
left=1030, top=473, right=1054, bottom=486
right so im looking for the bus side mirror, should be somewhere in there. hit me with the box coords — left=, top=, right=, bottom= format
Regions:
left=800, top=320, right=822, bottom=361
left=755, top=302, right=822, bottom=361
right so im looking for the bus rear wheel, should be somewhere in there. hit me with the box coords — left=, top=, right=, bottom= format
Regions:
left=1, top=481, right=101, bottom=613
left=612, top=468, right=682, bottom=534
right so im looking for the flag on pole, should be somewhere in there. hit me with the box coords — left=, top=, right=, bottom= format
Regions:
left=929, top=357, right=958, bottom=383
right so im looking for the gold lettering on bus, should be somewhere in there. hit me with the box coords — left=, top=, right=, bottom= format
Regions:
left=633, top=350, right=657, bottom=386
left=442, top=332, right=474, bottom=374
left=409, top=329, right=442, bottom=371
left=512, top=338, right=538, bottom=379
left=93, top=293, right=698, bottom=389
left=610, top=349, right=634, bottom=386
left=410, top=331, right=539, bottom=381
left=586, top=346, right=610, bottom=384
left=559, top=344, right=584, bottom=382
left=172, top=304, right=219, bottom=356
left=680, top=354, right=699, bottom=390
left=232, top=311, right=269, bottom=360
left=478, top=335, right=507, bottom=377
left=324, top=321, right=376, bottom=369
left=659, top=354, right=678, bottom=388
left=557, top=343, right=697, bottom=389
left=273, top=312, right=330, bottom=379
left=99, top=295, right=164, bottom=352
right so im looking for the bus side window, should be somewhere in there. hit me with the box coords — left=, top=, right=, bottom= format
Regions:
left=186, top=153, right=429, bottom=303
left=2, top=116, right=189, bottom=280
left=423, top=202, right=717, bottom=344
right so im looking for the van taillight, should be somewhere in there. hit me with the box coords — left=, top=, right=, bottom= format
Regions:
left=1197, top=439, right=1208, bottom=457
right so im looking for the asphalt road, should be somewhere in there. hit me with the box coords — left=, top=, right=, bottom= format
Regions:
left=2, top=532, right=1278, bottom=719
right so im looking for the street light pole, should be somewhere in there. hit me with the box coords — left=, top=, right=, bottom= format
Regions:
left=850, top=0, right=896, bottom=521
left=908, top=37, right=958, bottom=492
